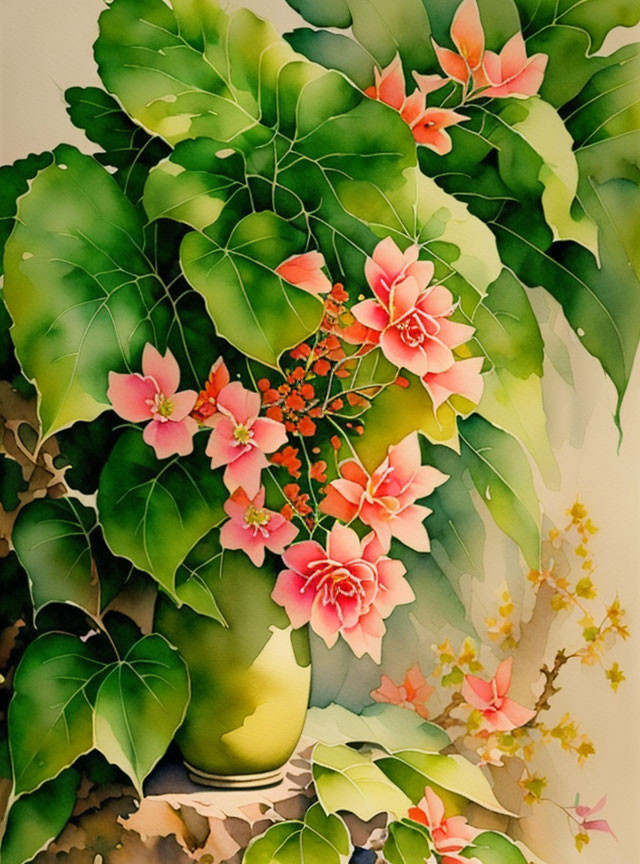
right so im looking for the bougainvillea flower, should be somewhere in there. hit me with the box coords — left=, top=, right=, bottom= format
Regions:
left=352, top=239, right=476, bottom=377
left=220, top=487, right=299, bottom=567
left=276, top=251, right=332, bottom=296
left=432, top=0, right=486, bottom=89
left=364, top=53, right=408, bottom=111
left=271, top=524, right=414, bottom=662
left=190, top=357, right=230, bottom=426
left=462, top=657, right=536, bottom=732
left=422, top=356, right=485, bottom=409
left=371, top=663, right=435, bottom=719
left=206, top=382, right=287, bottom=497
left=364, top=237, right=432, bottom=308
left=107, top=344, right=197, bottom=460
left=409, top=787, right=480, bottom=864
left=481, top=33, right=548, bottom=99
left=571, top=795, right=617, bottom=840
left=321, top=432, right=448, bottom=552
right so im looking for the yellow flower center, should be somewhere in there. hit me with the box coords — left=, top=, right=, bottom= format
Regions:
left=233, top=424, right=252, bottom=444
left=157, top=396, right=174, bottom=418
left=245, top=506, right=270, bottom=527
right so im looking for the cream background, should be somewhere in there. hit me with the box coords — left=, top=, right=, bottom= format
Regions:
left=1, top=2, right=639, bottom=862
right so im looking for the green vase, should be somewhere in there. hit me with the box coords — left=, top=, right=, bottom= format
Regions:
left=154, top=550, right=311, bottom=789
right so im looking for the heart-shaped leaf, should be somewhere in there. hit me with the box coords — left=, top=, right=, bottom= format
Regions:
left=384, top=818, right=432, bottom=864
left=244, top=802, right=351, bottom=864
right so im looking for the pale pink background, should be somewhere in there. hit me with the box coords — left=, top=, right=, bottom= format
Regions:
left=1, top=2, right=639, bottom=861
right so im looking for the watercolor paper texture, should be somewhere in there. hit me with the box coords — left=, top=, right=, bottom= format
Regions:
left=0, top=1, right=638, bottom=862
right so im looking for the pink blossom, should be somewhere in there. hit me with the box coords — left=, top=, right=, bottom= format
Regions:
left=276, top=251, right=332, bottom=296
left=422, top=356, right=485, bottom=409
left=432, top=0, right=487, bottom=90
left=409, top=786, right=480, bottom=864
left=462, top=657, right=536, bottom=732
left=571, top=794, right=617, bottom=840
left=480, top=32, right=548, bottom=99
left=371, top=663, right=435, bottom=719
left=320, top=432, right=448, bottom=552
left=206, top=382, right=287, bottom=497
left=365, top=54, right=467, bottom=153
left=107, top=344, right=198, bottom=460
left=352, top=238, right=476, bottom=377
left=271, top=524, right=414, bottom=663
left=220, top=487, right=298, bottom=567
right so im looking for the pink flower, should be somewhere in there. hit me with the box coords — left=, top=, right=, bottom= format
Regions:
left=220, top=486, right=299, bottom=567
left=462, top=657, right=536, bottom=732
left=432, top=0, right=487, bottom=90
left=352, top=238, right=476, bottom=377
left=190, top=357, right=231, bottom=427
left=409, top=787, right=480, bottom=864
left=422, top=356, right=485, bottom=409
left=107, top=344, right=198, bottom=460
left=570, top=794, right=617, bottom=840
left=271, top=524, right=414, bottom=663
left=206, top=382, right=287, bottom=497
left=320, top=432, right=448, bottom=552
left=276, top=251, right=332, bottom=296
left=365, top=54, right=467, bottom=153
left=371, top=663, right=435, bottom=719
left=480, top=32, right=548, bottom=99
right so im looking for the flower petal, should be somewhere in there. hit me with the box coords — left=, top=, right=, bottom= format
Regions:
left=142, top=417, right=197, bottom=459
left=142, top=344, right=180, bottom=396
left=224, top=447, right=269, bottom=497
left=432, top=42, right=470, bottom=84
left=283, top=540, right=326, bottom=576
left=272, top=568, right=315, bottom=627
left=217, top=381, right=261, bottom=426
left=451, top=0, right=485, bottom=70
left=107, top=372, right=156, bottom=422
left=251, top=417, right=288, bottom=454
left=169, top=389, right=198, bottom=421
left=352, top=298, right=389, bottom=331
left=327, top=523, right=363, bottom=563
left=376, top=53, right=407, bottom=111
left=381, top=326, right=429, bottom=375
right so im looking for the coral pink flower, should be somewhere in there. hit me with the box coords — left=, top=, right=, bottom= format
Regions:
left=371, top=663, right=435, bottom=719
left=220, top=486, right=298, bottom=567
left=462, top=657, right=536, bottom=732
left=320, top=432, right=448, bottom=552
left=480, top=33, right=548, bottom=99
left=352, top=238, right=476, bottom=377
left=276, top=251, right=332, bottom=296
left=422, top=356, right=485, bottom=409
left=365, top=54, right=466, bottom=153
left=191, top=357, right=230, bottom=426
left=272, top=524, right=414, bottom=663
left=409, top=787, right=480, bottom=864
left=206, top=382, right=287, bottom=497
left=432, top=0, right=487, bottom=90
left=107, top=344, right=198, bottom=460
left=571, top=795, right=617, bottom=840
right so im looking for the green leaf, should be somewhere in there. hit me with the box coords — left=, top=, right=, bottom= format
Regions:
left=12, top=497, right=130, bottom=618
left=94, top=634, right=189, bottom=796
left=0, top=770, right=80, bottom=864
left=180, top=211, right=323, bottom=368
left=175, top=529, right=226, bottom=624
left=427, top=0, right=521, bottom=52
left=377, top=751, right=514, bottom=814
left=384, top=819, right=432, bottom=864
left=518, top=0, right=640, bottom=54
left=312, top=743, right=412, bottom=820
left=477, top=369, right=560, bottom=489
left=0, top=151, right=52, bottom=277
left=480, top=98, right=598, bottom=254
left=244, top=802, right=351, bottom=864
left=304, top=703, right=449, bottom=753
left=458, top=415, right=541, bottom=568
left=0, top=456, right=27, bottom=512
left=54, top=414, right=121, bottom=495
left=2, top=145, right=166, bottom=437
left=97, top=430, right=226, bottom=597
left=463, top=831, right=528, bottom=864
left=285, top=0, right=352, bottom=28
left=65, top=86, right=170, bottom=207
left=285, top=29, right=374, bottom=89
left=9, top=634, right=109, bottom=796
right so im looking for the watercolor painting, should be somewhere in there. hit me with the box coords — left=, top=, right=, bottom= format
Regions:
left=0, top=0, right=638, bottom=861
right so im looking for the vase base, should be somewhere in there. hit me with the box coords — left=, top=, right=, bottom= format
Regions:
left=185, top=762, right=285, bottom=790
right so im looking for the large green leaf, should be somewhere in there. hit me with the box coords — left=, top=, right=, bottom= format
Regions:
left=0, top=151, right=52, bottom=277
left=0, top=456, right=27, bottom=512
left=304, top=703, right=449, bottom=753
left=384, top=819, right=432, bottom=864
left=518, top=0, right=640, bottom=54
left=458, top=415, right=541, bottom=568
left=2, top=145, right=166, bottom=437
left=65, top=86, right=170, bottom=207
left=174, top=529, right=226, bottom=624
left=244, top=803, right=351, bottom=864
left=9, top=634, right=109, bottom=796
left=312, top=743, right=412, bottom=821
left=94, top=634, right=189, bottom=796
left=0, top=770, right=80, bottom=864
left=97, top=430, right=226, bottom=597
left=181, top=211, right=323, bottom=368
left=377, top=751, right=513, bottom=814
left=12, top=497, right=129, bottom=618
left=463, top=831, right=528, bottom=864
